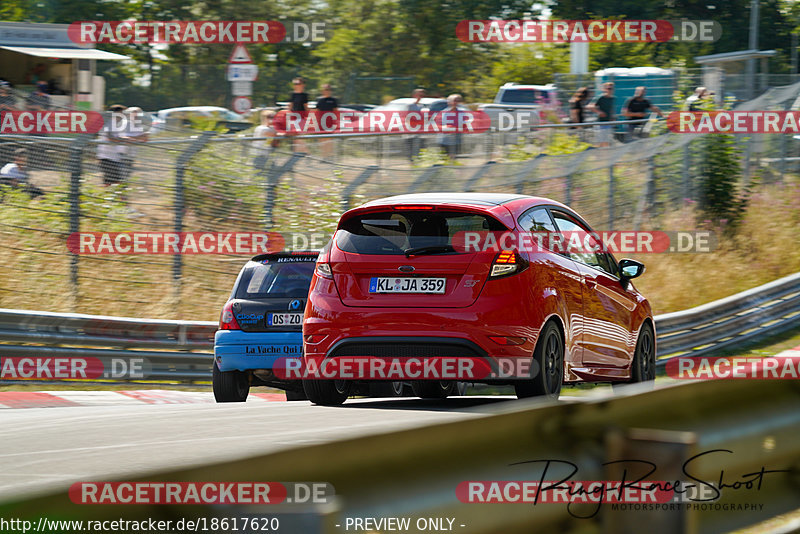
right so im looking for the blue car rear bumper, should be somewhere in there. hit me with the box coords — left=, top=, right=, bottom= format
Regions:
left=214, top=330, right=302, bottom=372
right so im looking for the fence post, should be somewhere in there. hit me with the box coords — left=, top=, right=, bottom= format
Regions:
left=464, top=161, right=496, bottom=191
left=406, top=164, right=441, bottom=193
left=565, top=172, right=572, bottom=205
left=646, top=156, right=656, bottom=211
left=514, top=155, right=542, bottom=195
left=608, top=164, right=615, bottom=231
left=67, top=134, right=91, bottom=310
left=778, top=117, right=788, bottom=184
left=340, top=165, right=379, bottom=212
left=173, top=132, right=215, bottom=298
left=633, top=157, right=656, bottom=231
left=742, top=135, right=752, bottom=187
left=681, top=141, right=690, bottom=203
left=264, top=152, right=306, bottom=229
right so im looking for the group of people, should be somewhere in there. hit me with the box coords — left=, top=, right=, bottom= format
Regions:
left=250, top=77, right=341, bottom=163
left=0, top=80, right=52, bottom=112
left=569, top=83, right=716, bottom=146
left=252, top=80, right=467, bottom=164
left=569, top=83, right=665, bottom=146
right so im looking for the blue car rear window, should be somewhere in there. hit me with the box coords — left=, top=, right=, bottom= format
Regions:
left=235, top=262, right=314, bottom=299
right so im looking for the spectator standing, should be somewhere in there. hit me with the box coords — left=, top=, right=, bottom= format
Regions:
left=25, top=81, right=51, bottom=111
left=289, top=77, right=309, bottom=117
left=97, top=104, right=127, bottom=186
left=684, top=86, right=709, bottom=111
left=315, top=83, right=339, bottom=158
left=587, top=82, right=615, bottom=147
left=406, top=88, right=426, bottom=161
left=316, top=83, right=338, bottom=114
left=118, top=106, right=149, bottom=180
left=0, top=82, right=16, bottom=112
left=438, top=94, right=464, bottom=161
left=569, top=87, right=590, bottom=125
left=622, top=86, right=663, bottom=141
left=1, top=148, right=44, bottom=198
left=288, top=77, right=309, bottom=150
left=253, top=110, right=278, bottom=169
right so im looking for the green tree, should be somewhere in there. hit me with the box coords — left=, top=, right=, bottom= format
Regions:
left=312, top=0, right=535, bottom=102
left=551, top=0, right=793, bottom=72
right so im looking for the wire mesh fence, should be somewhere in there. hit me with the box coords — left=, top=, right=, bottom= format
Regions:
left=2, top=80, right=800, bottom=319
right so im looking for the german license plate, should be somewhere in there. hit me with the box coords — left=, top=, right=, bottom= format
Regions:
left=369, top=277, right=446, bottom=294
left=267, top=313, right=302, bottom=326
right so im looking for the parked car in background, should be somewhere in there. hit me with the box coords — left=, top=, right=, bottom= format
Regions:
left=372, top=98, right=468, bottom=113
left=150, top=106, right=252, bottom=134
left=478, top=83, right=560, bottom=131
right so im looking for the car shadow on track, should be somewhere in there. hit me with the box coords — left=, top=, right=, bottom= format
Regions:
left=340, top=396, right=521, bottom=413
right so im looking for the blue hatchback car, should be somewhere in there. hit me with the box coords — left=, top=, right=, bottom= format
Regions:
left=213, top=251, right=318, bottom=402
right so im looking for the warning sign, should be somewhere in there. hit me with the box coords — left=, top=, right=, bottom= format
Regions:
left=228, top=44, right=253, bottom=64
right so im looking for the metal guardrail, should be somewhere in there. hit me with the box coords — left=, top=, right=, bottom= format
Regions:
left=0, top=308, right=216, bottom=381
left=2, top=379, right=799, bottom=534
left=0, top=272, right=798, bottom=381
left=654, top=271, right=800, bottom=361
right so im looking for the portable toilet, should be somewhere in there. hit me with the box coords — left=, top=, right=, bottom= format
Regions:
left=595, top=67, right=676, bottom=124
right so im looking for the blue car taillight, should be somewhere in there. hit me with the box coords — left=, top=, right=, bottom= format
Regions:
left=219, top=301, right=241, bottom=330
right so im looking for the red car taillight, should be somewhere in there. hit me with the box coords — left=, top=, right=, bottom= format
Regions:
left=490, top=250, right=528, bottom=278
left=315, top=238, right=333, bottom=279
left=219, top=301, right=241, bottom=330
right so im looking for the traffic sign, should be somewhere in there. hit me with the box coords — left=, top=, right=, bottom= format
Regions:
left=227, top=64, right=258, bottom=82
left=232, top=96, right=252, bottom=114
left=228, top=44, right=253, bottom=64
left=231, top=81, right=252, bottom=96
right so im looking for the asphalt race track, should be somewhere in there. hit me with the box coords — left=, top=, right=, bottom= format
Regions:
left=0, top=393, right=583, bottom=501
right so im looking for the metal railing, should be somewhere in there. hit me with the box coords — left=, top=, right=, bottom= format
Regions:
left=1, top=271, right=798, bottom=382
left=2, top=378, right=798, bottom=534
left=3, top=80, right=800, bottom=320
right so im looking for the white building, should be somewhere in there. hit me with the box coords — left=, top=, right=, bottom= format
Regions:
left=0, top=21, right=128, bottom=110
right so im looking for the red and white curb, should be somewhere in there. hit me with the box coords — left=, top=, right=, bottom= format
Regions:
left=0, top=390, right=286, bottom=409
left=778, top=345, right=800, bottom=359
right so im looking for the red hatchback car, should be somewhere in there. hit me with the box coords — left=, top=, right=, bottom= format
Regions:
left=302, top=193, right=655, bottom=405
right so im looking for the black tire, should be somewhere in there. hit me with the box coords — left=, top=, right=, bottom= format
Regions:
left=515, top=321, right=564, bottom=400
left=212, top=361, right=249, bottom=402
left=614, top=322, right=656, bottom=391
left=411, top=380, right=462, bottom=399
left=302, top=379, right=350, bottom=406
left=368, top=381, right=405, bottom=397
left=285, top=389, right=308, bottom=401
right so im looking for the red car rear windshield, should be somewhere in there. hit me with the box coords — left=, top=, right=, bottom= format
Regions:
left=336, top=210, right=506, bottom=255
